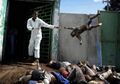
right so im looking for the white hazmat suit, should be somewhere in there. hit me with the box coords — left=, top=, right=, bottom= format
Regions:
left=27, top=17, right=55, bottom=59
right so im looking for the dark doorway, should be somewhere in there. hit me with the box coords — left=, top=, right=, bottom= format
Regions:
left=3, top=0, right=54, bottom=63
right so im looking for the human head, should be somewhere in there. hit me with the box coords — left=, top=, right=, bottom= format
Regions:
left=32, top=11, right=38, bottom=20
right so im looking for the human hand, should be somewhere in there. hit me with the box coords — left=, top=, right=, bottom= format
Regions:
left=54, top=25, right=59, bottom=29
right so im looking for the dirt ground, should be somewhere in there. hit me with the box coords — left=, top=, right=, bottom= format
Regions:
left=0, top=63, right=55, bottom=84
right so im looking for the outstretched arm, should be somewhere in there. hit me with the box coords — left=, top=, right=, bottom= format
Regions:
left=40, top=19, right=58, bottom=29
left=64, top=27, right=75, bottom=30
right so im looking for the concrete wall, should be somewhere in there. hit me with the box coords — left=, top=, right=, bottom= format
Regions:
left=59, top=13, right=101, bottom=65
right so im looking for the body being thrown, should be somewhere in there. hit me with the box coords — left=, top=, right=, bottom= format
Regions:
left=64, top=13, right=102, bottom=45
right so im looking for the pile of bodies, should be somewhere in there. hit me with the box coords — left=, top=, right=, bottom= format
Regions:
left=18, top=61, right=120, bottom=84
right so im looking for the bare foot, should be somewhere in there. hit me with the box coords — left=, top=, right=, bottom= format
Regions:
left=98, top=23, right=102, bottom=26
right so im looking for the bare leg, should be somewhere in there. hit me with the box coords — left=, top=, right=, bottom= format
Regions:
left=88, top=23, right=102, bottom=30
left=76, top=35, right=82, bottom=45
left=83, top=64, right=96, bottom=77
left=71, top=28, right=79, bottom=37
left=98, top=67, right=112, bottom=80
left=87, top=20, right=92, bottom=26
left=87, top=13, right=100, bottom=26
left=89, top=13, right=100, bottom=20
left=67, top=65, right=86, bottom=83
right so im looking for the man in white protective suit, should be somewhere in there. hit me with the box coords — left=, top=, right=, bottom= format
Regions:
left=27, top=11, right=58, bottom=66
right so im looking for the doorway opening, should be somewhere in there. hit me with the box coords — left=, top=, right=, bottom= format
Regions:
left=3, top=0, right=54, bottom=63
